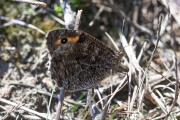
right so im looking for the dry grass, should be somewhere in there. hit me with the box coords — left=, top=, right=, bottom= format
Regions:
left=0, top=0, right=180, bottom=120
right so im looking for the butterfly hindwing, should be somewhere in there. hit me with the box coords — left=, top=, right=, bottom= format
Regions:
left=46, top=29, right=119, bottom=92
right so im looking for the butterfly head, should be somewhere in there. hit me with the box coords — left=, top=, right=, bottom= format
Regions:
left=46, top=29, right=84, bottom=55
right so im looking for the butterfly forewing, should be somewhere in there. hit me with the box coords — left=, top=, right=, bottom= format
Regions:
left=46, top=29, right=120, bottom=92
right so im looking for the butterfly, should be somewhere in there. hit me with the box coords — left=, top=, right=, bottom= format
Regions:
left=46, top=29, right=121, bottom=92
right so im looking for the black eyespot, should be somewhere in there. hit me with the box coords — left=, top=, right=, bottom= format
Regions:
left=61, top=38, right=68, bottom=44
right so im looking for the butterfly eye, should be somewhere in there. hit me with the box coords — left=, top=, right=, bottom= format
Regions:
left=61, top=38, right=68, bottom=44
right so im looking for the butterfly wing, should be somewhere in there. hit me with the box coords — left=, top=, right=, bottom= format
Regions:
left=46, top=29, right=119, bottom=92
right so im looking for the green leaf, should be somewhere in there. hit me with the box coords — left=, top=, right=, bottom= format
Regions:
left=54, top=5, right=62, bottom=13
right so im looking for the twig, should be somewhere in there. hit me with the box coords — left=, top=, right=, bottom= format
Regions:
left=12, top=0, right=47, bottom=7
left=47, top=87, right=56, bottom=119
left=138, top=14, right=164, bottom=87
left=95, top=89, right=104, bottom=109
left=87, top=90, right=95, bottom=119
left=127, top=72, right=131, bottom=117
left=0, top=16, right=45, bottom=34
left=48, top=13, right=65, bottom=25
left=100, top=100, right=109, bottom=120
left=2, top=85, right=15, bottom=99
left=89, top=5, right=104, bottom=26
left=109, top=4, right=153, bottom=35
left=105, top=32, right=120, bottom=52
left=137, top=41, right=147, bottom=63
left=119, top=21, right=145, bottom=117
left=2, top=106, right=18, bottom=120
left=105, top=75, right=128, bottom=108
left=129, top=86, right=138, bottom=111
left=145, top=14, right=164, bottom=70
left=142, top=15, right=164, bottom=82
left=0, top=98, right=52, bottom=119
left=0, top=105, right=17, bottom=119
left=149, top=67, right=173, bottom=87
left=93, top=79, right=127, bottom=111
left=87, top=89, right=101, bottom=120
left=55, top=88, right=65, bottom=120
left=137, top=89, right=145, bottom=112
left=167, top=9, right=180, bottom=116
left=140, top=14, right=168, bottom=114
left=74, top=10, right=83, bottom=30
left=119, top=31, right=140, bottom=71
left=59, top=0, right=76, bottom=29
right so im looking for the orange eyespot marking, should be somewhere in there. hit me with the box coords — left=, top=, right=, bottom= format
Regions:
left=67, top=36, right=80, bottom=43
left=54, top=39, right=61, bottom=48
left=53, top=36, right=80, bottom=49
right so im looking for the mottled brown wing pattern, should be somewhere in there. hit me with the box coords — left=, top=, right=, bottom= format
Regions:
left=46, top=29, right=119, bottom=92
